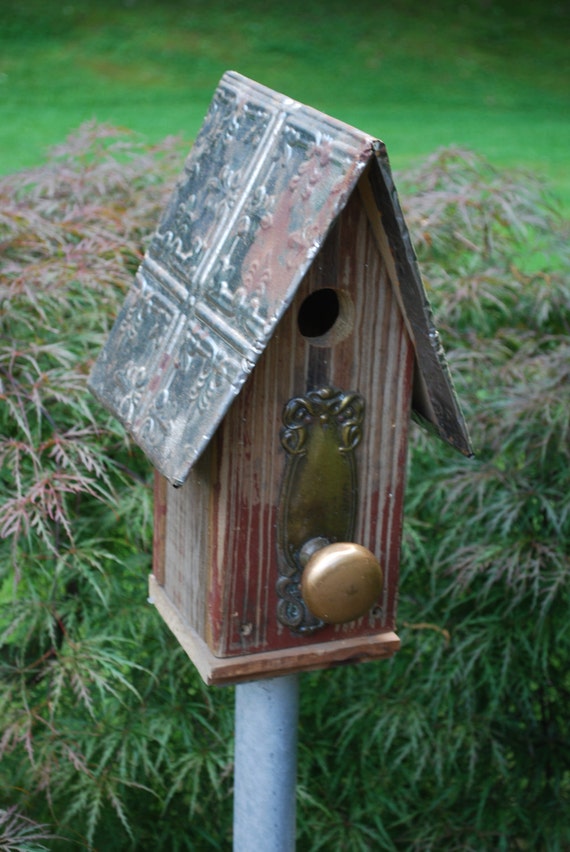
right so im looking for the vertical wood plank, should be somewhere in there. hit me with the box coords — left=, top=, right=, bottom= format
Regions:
left=162, top=448, right=213, bottom=641
left=152, top=472, right=168, bottom=586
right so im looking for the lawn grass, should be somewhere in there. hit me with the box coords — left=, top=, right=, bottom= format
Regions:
left=1, top=0, right=569, bottom=207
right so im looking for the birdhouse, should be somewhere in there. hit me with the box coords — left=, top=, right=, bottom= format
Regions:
left=89, top=71, right=472, bottom=685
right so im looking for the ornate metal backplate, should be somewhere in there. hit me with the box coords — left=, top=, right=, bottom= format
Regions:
left=276, top=387, right=364, bottom=634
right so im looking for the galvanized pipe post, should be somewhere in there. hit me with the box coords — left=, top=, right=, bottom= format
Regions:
left=233, top=674, right=299, bottom=851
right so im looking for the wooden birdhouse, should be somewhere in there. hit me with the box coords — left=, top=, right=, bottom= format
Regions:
left=89, top=72, right=472, bottom=685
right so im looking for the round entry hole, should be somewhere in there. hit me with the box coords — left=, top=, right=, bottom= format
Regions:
left=297, top=288, right=353, bottom=346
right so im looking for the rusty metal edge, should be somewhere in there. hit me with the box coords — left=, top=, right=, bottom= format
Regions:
left=368, top=143, right=474, bottom=458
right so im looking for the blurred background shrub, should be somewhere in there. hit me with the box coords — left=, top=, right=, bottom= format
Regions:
left=1, top=124, right=568, bottom=848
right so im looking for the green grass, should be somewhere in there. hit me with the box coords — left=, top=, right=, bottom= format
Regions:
left=1, top=0, right=569, bottom=206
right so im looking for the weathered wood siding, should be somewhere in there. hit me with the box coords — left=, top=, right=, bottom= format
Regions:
left=153, top=182, right=413, bottom=661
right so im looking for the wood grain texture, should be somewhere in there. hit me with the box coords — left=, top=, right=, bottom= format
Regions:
left=152, top=473, right=167, bottom=586
left=153, top=177, right=414, bottom=674
left=158, top=448, right=213, bottom=640
left=149, top=574, right=400, bottom=685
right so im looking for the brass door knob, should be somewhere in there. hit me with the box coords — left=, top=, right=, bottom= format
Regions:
left=300, top=541, right=383, bottom=624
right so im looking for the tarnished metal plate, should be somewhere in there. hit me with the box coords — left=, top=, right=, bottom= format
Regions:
left=89, top=71, right=472, bottom=486
left=89, top=71, right=373, bottom=485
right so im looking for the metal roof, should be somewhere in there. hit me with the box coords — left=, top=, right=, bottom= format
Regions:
left=89, top=71, right=472, bottom=486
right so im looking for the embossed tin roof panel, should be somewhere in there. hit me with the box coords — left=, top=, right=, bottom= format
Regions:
left=89, top=71, right=472, bottom=486
left=89, top=71, right=375, bottom=485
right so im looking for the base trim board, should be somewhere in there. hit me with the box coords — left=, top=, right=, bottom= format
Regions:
left=149, top=574, right=400, bottom=685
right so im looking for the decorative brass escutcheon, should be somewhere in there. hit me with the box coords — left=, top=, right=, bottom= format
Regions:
left=277, top=386, right=375, bottom=633
left=301, top=541, right=383, bottom=624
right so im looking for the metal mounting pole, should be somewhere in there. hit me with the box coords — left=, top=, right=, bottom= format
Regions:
left=233, top=674, right=299, bottom=851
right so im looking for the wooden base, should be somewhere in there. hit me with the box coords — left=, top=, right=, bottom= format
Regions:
left=148, top=574, right=400, bottom=685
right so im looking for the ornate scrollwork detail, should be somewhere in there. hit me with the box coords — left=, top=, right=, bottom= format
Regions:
left=276, top=387, right=365, bottom=634
left=280, top=387, right=364, bottom=456
left=276, top=565, right=321, bottom=634
left=116, top=363, right=147, bottom=426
